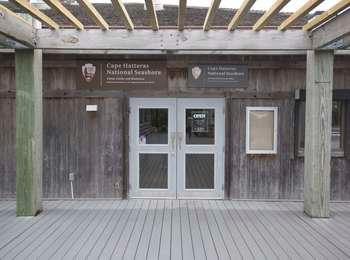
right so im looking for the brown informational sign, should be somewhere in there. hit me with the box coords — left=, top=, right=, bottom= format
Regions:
left=77, top=60, right=167, bottom=89
left=188, top=64, right=248, bottom=88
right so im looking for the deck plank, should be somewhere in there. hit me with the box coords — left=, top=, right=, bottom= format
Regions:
left=125, top=199, right=155, bottom=260
left=171, top=199, right=183, bottom=260
left=194, top=200, right=218, bottom=260
left=50, top=200, right=117, bottom=259
left=239, top=201, right=291, bottom=259
left=1, top=202, right=88, bottom=259
left=223, top=200, right=267, bottom=260
left=201, top=200, right=231, bottom=260
left=179, top=200, right=195, bottom=260
left=208, top=200, right=243, bottom=259
left=271, top=202, right=343, bottom=259
left=0, top=200, right=78, bottom=258
left=253, top=201, right=314, bottom=260
left=0, top=200, right=62, bottom=245
left=0, top=200, right=349, bottom=260
left=33, top=200, right=109, bottom=259
left=98, top=199, right=140, bottom=259
left=120, top=200, right=150, bottom=259
left=215, top=200, right=254, bottom=260
left=187, top=200, right=207, bottom=260
left=86, top=200, right=130, bottom=259
left=145, top=200, right=164, bottom=260
left=158, top=199, right=172, bottom=260
left=111, top=199, right=147, bottom=259
left=230, top=201, right=279, bottom=260
left=284, top=202, right=350, bottom=258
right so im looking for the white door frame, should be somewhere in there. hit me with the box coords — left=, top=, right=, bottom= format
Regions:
left=176, top=98, right=225, bottom=199
left=129, top=97, right=225, bottom=199
left=129, top=98, right=177, bottom=198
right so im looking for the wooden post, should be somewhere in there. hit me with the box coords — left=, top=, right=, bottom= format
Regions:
left=15, top=49, right=43, bottom=216
left=304, top=50, right=334, bottom=218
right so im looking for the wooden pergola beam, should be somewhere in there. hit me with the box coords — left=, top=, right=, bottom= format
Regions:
left=43, top=0, right=84, bottom=30
left=110, top=0, right=134, bottom=30
left=178, top=0, right=187, bottom=31
left=36, top=29, right=311, bottom=50
left=303, top=0, right=350, bottom=31
left=253, top=0, right=290, bottom=31
left=144, top=0, right=159, bottom=31
left=0, top=34, right=28, bottom=49
left=0, top=4, right=35, bottom=48
left=228, top=0, right=256, bottom=31
left=10, top=0, right=59, bottom=30
left=278, top=0, right=324, bottom=31
left=77, top=0, right=109, bottom=30
left=312, top=9, right=350, bottom=49
left=203, top=0, right=221, bottom=31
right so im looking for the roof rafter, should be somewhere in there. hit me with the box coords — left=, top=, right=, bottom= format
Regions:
left=312, top=9, right=350, bottom=49
left=0, top=4, right=35, bottom=48
left=110, top=0, right=134, bottom=30
left=77, top=0, right=109, bottom=30
left=278, top=0, right=324, bottom=31
left=43, top=0, right=84, bottom=30
left=253, top=0, right=290, bottom=31
left=203, top=0, right=221, bottom=31
left=144, top=0, right=159, bottom=31
left=303, top=0, right=350, bottom=31
left=178, top=0, right=187, bottom=31
left=228, top=0, right=256, bottom=31
left=10, top=0, right=59, bottom=30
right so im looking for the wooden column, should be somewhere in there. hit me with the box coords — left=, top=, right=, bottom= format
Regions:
left=15, top=49, right=43, bottom=216
left=304, top=50, right=334, bottom=218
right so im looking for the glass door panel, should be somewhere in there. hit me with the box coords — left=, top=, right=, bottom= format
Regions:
left=130, top=97, right=224, bottom=199
left=129, top=98, right=177, bottom=198
left=177, top=98, right=224, bottom=199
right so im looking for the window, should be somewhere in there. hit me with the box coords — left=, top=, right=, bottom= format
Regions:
left=297, top=101, right=345, bottom=157
left=246, top=107, right=278, bottom=154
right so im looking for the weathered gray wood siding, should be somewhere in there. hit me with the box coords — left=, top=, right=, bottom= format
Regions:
left=0, top=54, right=349, bottom=200
left=0, top=54, right=125, bottom=198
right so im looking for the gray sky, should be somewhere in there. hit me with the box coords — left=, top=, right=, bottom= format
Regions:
left=117, top=0, right=338, bottom=12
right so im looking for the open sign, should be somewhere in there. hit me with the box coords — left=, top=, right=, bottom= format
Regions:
left=193, top=113, right=206, bottom=119
left=191, top=111, right=209, bottom=133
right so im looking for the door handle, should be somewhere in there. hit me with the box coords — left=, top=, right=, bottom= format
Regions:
left=170, top=132, right=176, bottom=154
left=177, top=132, right=183, bottom=150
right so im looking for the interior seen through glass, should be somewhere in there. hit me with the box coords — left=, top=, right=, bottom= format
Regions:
left=139, top=153, right=168, bottom=189
left=186, top=154, right=214, bottom=189
left=186, top=109, right=215, bottom=145
left=139, top=108, right=168, bottom=144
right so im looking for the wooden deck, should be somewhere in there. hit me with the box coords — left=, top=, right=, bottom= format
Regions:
left=0, top=200, right=350, bottom=260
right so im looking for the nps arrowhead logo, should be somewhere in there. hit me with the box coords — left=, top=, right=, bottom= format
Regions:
left=191, top=66, right=202, bottom=80
left=82, top=63, right=96, bottom=83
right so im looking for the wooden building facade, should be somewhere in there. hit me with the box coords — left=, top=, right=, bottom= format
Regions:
left=1, top=53, right=349, bottom=201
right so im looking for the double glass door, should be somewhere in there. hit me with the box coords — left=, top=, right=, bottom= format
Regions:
left=129, top=98, right=224, bottom=199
